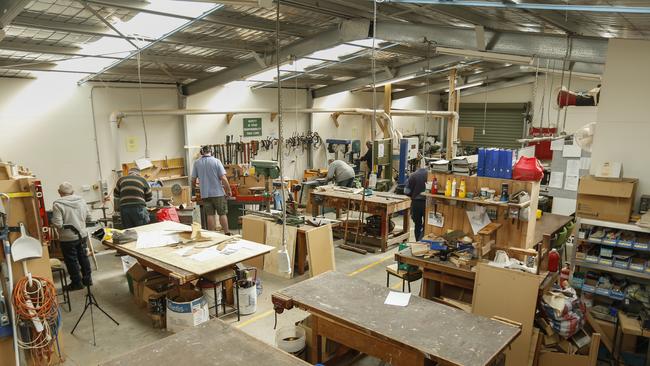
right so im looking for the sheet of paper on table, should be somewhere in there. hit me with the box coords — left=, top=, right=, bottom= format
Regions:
left=549, top=171, right=564, bottom=188
left=189, top=247, right=225, bottom=262
left=136, top=231, right=181, bottom=249
left=384, top=291, right=411, bottom=307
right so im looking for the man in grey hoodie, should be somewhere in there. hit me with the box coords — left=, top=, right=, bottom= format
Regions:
left=51, top=182, right=93, bottom=291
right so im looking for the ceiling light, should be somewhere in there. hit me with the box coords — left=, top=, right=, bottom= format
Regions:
left=436, top=47, right=533, bottom=65
left=307, top=44, right=364, bottom=61
left=372, top=73, right=420, bottom=88
left=205, top=65, right=225, bottom=73
left=283, top=57, right=322, bottom=72
left=445, top=81, right=484, bottom=92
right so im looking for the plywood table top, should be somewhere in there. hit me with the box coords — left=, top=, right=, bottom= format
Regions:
left=100, top=319, right=310, bottom=366
left=274, top=271, right=520, bottom=366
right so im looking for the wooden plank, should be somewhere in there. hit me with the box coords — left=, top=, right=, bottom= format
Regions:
left=472, top=263, right=543, bottom=366
left=305, top=225, right=335, bottom=277
left=263, top=221, right=297, bottom=278
left=100, top=319, right=310, bottom=366
left=275, top=271, right=520, bottom=366
left=241, top=216, right=267, bottom=269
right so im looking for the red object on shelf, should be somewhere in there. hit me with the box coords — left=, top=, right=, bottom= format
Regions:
left=548, top=249, right=560, bottom=272
left=557, top=90, right=578, bottom=107
left=528, top=127, right=557, bottom=161
left=431, top=177, right=438, bottom=194
left=513, top=156, right=544, bottom=181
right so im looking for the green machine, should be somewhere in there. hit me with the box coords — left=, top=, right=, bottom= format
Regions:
left=372, top=138, right=393, bottom=191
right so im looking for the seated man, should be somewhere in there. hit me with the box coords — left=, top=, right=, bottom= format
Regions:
left=51, top=182, right=93, bottom=291
left=326, top=159, right=355, bottom=187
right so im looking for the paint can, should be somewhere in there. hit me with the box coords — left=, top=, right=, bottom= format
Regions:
left=276, top=326, right=306, bottom=356
left=236, top=281, right=257, bottom=315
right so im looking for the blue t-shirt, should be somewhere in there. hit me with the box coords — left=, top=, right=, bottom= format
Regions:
left=192, top=156, right=226, bottom=198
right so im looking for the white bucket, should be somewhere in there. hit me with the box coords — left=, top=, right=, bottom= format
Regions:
left=236, top=284, right=257, bottom=315
left=276, top=326, right=306, bottom=355
left=200, top=284, right=222, bottom=317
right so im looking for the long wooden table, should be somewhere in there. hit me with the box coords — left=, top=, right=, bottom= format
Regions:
left=100, top=318, right=310, bottom=366
left=310, top=189, right=411, bottom=252
left=103, top=221, right=273, bottom=284
left=272, top=271, right=520, bottom=366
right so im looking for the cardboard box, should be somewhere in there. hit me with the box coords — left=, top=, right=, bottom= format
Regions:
left=576, top=175, right=637, bottom=223
left=141, top=277, right=170, bottom=307
left=127, top=263, right=165, bottom=308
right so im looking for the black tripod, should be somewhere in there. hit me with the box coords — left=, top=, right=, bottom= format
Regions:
left=64, top=225, right=119, bottom=345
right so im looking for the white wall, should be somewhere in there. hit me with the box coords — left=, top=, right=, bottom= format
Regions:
left=0, top=72, right=182, bottom=207
left=461, top=75, right=600, bottom=134
left=591, top=39, right=650, bottom=207
left=186, top=81, right=310, bottom=179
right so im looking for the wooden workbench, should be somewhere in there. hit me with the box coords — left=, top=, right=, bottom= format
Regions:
left=100, top=318, right=310, bottom=366
left=272, top=271, right=520, bottom=366
left=310, top=188, right=411, bottom=252
left=103, top=221, right=272, bottom=284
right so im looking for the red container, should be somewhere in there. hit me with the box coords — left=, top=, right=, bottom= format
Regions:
left=548, top=249, right=560, bottom=272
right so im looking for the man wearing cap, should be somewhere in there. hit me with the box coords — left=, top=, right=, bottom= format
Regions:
left=114, top=168, right=153, bottom=228
left=192, top=146, right=232, bottom=234
left=51, top=182, right=93, bottom=291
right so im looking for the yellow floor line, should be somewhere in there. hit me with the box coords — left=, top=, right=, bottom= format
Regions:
left=347, top=254, right=394, bottom=277
left=235, top=309, right=275, bottom=328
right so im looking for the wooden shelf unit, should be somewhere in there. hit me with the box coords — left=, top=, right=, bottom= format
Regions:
left=425, top=172, right=540, bottom=249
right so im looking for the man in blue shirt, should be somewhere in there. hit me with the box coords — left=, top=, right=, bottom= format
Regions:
left=191, top=146, right=233, bottom=234
left=404, top=168, right=428, bottom=241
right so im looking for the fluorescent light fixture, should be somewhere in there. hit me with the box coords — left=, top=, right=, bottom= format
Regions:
left=307, top=44, right=363, bottom=61
left=282, top=57, right=322, bottom=72
left=445, top=81, right=484, bottom=92
left=348, top=38, right=388, bottom=48
left=372, top=73, right=420, bottom=88
left=205, top=65, right=225, bottom=73
left=436, top=47, right=533, bottom=65
left=245, top=68, right=289, bottom=82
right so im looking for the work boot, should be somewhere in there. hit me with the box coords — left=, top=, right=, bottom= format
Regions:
left=64, top=283, right=84, bottom=292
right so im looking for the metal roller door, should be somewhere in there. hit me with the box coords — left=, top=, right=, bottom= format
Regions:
left=458, top=103, right=527, bottom=149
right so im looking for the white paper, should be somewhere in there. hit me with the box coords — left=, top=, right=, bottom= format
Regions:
left=562, top=144, right=582, bottom=158
left=136, top=232, right=180, bottom=249
left=134, top=158, right=153, bottom=170
left=377, top=143, right=385, bottom=158
left=466, top=206, right=491, bottom=235
left=427, top=212, right=444, bottom=227
left=384, top=291, right=411, bottom=307
left=564, top=175, right=579, bottom=191
left=551, top=139, right=564, bottom=151
left=566, top=159, right=580, bottom=177
left=173, top=246, right=193, bottom=256
left=518, top=145, right=536, bottom=159
left=189, top=247, right=225, bottom=262
left=548, top=172, right=564, bottom=188
left=580, top=157, right=591, bottom=170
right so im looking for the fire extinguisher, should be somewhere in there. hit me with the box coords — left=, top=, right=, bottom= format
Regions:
left=548, top=249, right=560, bottom=272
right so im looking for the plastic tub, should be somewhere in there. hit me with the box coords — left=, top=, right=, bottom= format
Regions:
left=276, top=326, right=306, bottom=355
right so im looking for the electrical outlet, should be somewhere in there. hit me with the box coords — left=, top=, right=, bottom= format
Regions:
left=81, top=185, right=91, bottom=191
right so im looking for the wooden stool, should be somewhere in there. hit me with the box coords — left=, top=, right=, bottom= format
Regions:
left=386, top=263, right=422, bottom=293
left=50, top=258, right=71, bottom=312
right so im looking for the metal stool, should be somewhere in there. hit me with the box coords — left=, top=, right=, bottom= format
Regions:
left=50, top=259, right=71, bottom=312
left=200, top=268, right=240, bottom=321
left=386, top=263, right=422, bottom=293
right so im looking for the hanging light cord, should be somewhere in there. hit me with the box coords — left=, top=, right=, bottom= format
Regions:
left=423, top=41, right=432, bottom=160
left=561, top=38, right=574, bottom=134
left=371, top=0, right=378, bottom=143
left=482, top=76, right=489, bottom=135
left=276, top=0, right=288, bottom=257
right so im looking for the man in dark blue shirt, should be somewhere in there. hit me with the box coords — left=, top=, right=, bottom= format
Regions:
left=404, top=168, right=428, bottom=241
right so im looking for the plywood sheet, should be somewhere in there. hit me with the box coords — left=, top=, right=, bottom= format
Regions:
left=472, top=263, right=543, bottom=366
left=241, top=216, right=267, bottom=269
left=305, top=225, right=335, bottom=276
left=263, top=222, right=297, bottom=279
left=117, top=222, right=272, bottom=277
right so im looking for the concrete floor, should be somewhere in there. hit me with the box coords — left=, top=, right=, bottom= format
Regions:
left=58, top=228, right=421, bottom=365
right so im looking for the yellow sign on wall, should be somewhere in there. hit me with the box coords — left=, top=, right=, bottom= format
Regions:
left=126, top=137, right=138, bottom=152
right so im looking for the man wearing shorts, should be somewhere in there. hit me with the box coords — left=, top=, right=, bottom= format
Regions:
left=191, top=146, right=233, bottom=234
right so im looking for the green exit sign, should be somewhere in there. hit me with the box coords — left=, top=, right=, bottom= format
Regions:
left=243, top=118, right=262, bottom=137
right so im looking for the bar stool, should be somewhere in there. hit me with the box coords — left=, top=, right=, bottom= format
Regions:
left=50, top=258, right=71, bottom=312
left=386, top=263, right=422, bottom=293
left=199, top=268, right=240, bottom=321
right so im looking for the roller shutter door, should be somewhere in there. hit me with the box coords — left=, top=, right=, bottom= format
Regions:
left=458, top=103, right=527, bottom=149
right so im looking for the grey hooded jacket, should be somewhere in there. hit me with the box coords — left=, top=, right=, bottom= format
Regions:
left=51, top=195, right=92, bottom=242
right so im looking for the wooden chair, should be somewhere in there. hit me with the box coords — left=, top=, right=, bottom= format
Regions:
left=386, top=263, right=422, bottom=292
